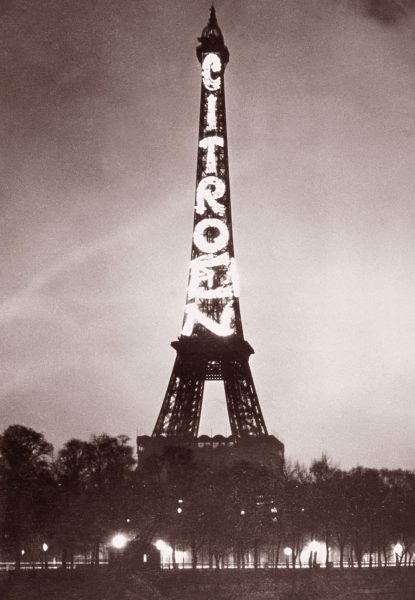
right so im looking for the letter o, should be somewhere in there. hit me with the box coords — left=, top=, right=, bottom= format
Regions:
left=193, top=218, right=229, bottom=254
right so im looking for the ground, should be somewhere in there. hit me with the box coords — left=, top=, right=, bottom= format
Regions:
left=1, top=567, right=415, bottom=599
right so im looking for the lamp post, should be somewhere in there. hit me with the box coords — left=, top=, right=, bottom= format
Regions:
left=42, top=543, right=48, bottom=570
left=111, top=533, right=128, bottom=566
left=284, top=546, right=292, bottom=568
left=394, top=542, right=403, bottom=567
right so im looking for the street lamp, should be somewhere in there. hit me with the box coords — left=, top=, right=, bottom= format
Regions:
left=42, top=543, right=48, bottom=569
left=394, top=542, right=403, bottom=566
left=111, top=533, right=128, bottom=550
left=394, top=543, right=403, bottom=555
left=283, top=546, right=292, bottom=568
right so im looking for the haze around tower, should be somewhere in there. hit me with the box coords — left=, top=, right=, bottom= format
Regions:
left=1, top=0, right=415, bottom=469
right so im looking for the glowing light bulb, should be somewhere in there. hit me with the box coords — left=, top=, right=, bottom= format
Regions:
left=111, top=534, right=128, bottom=549
left=394, top=543, right=403, bottom=555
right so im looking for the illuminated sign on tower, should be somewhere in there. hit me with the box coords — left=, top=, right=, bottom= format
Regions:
left=147, top=6, right=283, bottom=450
left=182, top=28, right=242, bottom=339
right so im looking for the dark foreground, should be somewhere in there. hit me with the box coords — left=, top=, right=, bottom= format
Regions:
left=1, top=568, right=415, bottom=600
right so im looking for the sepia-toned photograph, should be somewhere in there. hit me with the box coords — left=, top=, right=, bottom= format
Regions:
left=1, top=1, right=415, bottom=598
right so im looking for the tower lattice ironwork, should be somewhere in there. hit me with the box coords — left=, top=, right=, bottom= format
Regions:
left=152, top=7, right=269, bottom=440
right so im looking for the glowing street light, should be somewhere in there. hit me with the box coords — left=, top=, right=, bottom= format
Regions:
left=177, top=507, right=182, bottom=514
left=394, top=542, right=403, bottom=566
left=111, top=533, right=128, bottom=550
left=283, top=546, right=292, bottom=568
left=240, top=510, right=245, bottom=515
left=394, top=542, right=403, bottom=556
left=155, top=540, right=167, bottom=551
left=42, top=543, right=49, bottom=570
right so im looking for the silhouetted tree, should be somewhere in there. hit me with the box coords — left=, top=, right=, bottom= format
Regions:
left=0, top=425, right=53, bottom=567
left=310, top=454, right=339, bottom=566
left=55, top=434, right=136, bottom=565
left=54, top=438, right=92, bottom=567
left=280, top=462, right=311, bottom=568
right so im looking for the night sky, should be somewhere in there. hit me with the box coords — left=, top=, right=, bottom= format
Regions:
left=1, top=0, right=415, bottom=469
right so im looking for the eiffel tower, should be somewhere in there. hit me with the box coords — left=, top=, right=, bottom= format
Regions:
left=138, top=7, right=284, bottom=471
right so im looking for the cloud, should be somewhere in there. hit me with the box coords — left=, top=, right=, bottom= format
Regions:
left=0, top=223, right=139, bottom=327
left=354, top=0, right=414, bottom=24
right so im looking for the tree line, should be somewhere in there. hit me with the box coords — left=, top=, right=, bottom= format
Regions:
left=0, top=424, right=414, bottom=569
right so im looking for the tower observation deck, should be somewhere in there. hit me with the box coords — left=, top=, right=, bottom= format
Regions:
left=138, top=7, right=284, bottom=472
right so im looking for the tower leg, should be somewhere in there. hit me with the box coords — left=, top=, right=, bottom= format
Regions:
left=223, top=359, right=267, bottom=436
left=152, top=356, right=206, bottom=437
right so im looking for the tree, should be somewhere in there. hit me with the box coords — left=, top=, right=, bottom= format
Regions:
left=346, top=467, right=385, bottom=568
left=382, top=469, right=415, bottom=567
left=330, top=470, right=352, bottom=568
left=229, top=462, right=281, bottom=569
left=310, top=454, right=339, bottom=567
left=55, top=434, right=136, bottom=566
left=0, top=425, right=53, bottom=567
left=280, top=462, right=311, bottom=568
left=81, top=434, right=136, bottom=564
left=54, top=438, right=92, bottom=567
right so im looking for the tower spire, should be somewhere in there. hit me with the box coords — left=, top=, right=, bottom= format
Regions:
left=197, top=5, right=229, bottom=63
